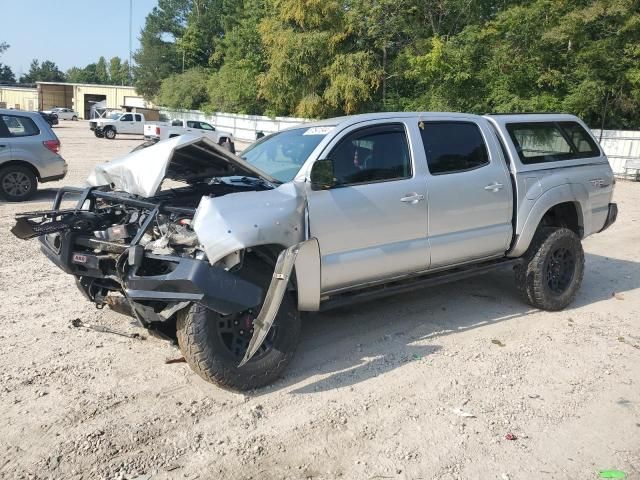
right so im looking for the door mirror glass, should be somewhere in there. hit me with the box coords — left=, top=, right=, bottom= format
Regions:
left=310, top=159, right=336, bottom=190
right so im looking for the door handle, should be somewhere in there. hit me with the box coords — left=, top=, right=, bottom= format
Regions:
left=400, top=193, right=425, bottom=204
left=484, top=182, right=504, bottom=192
left=0, top=144, right=6, bottom=148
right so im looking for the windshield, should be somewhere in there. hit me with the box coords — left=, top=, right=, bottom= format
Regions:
left=241, top=126, right=332, bottom=182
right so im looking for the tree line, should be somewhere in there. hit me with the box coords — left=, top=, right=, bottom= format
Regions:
left=134, top=0, right=640, bottom=128
left=3, top=0, right=639, bottom=128
left=0, top=43, right=131, bottom=86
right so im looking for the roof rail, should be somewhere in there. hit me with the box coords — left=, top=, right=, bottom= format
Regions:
left=486, top=112, right=570, bottom=116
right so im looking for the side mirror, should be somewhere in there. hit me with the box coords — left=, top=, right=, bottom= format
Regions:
left=310, top=159, right=336, bottom=190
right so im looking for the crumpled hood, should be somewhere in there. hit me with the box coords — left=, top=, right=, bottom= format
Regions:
left=86, top=135, right=277, bottom=197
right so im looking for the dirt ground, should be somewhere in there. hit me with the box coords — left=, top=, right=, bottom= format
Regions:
left=0, top=121, right=638, bottom=480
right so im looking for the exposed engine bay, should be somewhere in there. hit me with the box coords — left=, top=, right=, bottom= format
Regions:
left=12, top=179, right=271, bottom=335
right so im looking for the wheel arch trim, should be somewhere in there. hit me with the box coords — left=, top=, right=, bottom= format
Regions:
left=509, top=183, right=588, bottom=257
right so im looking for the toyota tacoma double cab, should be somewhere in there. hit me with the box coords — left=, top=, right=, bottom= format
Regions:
left=13, top=112, right=617, bottom=391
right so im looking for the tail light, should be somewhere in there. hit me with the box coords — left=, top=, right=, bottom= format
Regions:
left=43, top=139, right=60, bottom=154
left=155, top=126, right=160, bottom=136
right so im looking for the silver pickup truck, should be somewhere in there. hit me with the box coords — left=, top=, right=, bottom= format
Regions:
left=12, top=113, right=617, bottom=390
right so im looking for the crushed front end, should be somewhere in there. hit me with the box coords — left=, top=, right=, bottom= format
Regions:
left=13, top=185, right=264, bottom=333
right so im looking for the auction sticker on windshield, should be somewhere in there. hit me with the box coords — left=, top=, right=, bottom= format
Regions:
left=303, top=126, right=334, bottom=136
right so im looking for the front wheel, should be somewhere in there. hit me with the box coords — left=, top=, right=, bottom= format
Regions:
left=72, top=115, right=78, bottom=121
left=104, top=127, right=116, bottom=139
left=176, top=293, right=300, bottom=391
left=515, top=227, right=584, bottom=311
left=94, top=130, right=104, bottom=138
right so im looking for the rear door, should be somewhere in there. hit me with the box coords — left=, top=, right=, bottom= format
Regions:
left=419, top=119, right=513, bottom=268
left=0, top=117, right=12, bottom=163
left=307, top=120, right=431, bottom=291
left=133, top=114, right=144, bottom=134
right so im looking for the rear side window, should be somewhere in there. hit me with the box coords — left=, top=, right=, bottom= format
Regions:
left=559, top=122, right=600, bottom=154
left=0, top=114, right=40, bottom=137
left=135, top=114, right=142, bottom=122
left=419, top=121, right=489, bottom=175
left=507, top=122, right=600, bottom=164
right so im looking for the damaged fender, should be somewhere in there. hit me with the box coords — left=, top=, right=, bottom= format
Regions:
left=192, top=182, right=321, bottom=312
left=192, top=182, right=307, bottom=264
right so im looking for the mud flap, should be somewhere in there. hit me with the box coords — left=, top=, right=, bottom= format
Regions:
left=238, top=242, right=303, bottom=367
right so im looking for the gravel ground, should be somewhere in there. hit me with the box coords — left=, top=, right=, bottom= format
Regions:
left=0, top=121, right=638, bottom=480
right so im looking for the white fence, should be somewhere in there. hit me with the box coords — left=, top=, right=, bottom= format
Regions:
left=592, top=129, right=640, bottom=178
left=160, top=109, right=309, bottom=142
left=160, top=108, right=640, bottom=178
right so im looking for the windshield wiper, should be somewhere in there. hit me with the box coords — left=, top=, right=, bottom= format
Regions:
left=231, top=176, right=279, bottom=189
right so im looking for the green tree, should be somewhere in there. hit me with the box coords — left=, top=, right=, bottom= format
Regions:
left=404, top=0, right=640, bottom=128
left=156, top=67, right=209, bottom=109
left=133, top=0, right=191, bottom=99
left=108, top=57, right=131, bottom=85
left=0, top=42, right=16, bottom=82
left=95, top=56, right=109, bottom=84
left=19, top=59, right=65, bottom=83
left=206, top=0, right=266, bottom=114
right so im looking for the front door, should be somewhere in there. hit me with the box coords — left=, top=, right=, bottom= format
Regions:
left=307, top=121, right=430, bottom=292
left=119, top=113, right=136, bottom=134
left=418, top=119, right=513, bottom=268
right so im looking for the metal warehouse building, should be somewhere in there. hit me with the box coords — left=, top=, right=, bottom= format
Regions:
left=0, top=81, right=152, bottom=119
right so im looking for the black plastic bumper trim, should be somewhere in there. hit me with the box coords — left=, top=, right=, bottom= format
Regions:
left=599, top=203, right=618, bottom=233
left=125, top=257, right=263, bottom=315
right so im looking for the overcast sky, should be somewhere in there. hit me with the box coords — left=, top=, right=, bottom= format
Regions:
left=1, top=0, right=158, bottom=78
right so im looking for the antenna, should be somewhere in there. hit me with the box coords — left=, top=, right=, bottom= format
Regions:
left=128, top=0, right=133, bottom=84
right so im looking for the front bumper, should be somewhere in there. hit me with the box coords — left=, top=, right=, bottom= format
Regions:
left=599, top=203, right=618, bottom=232
left=39, top=231, right=263, bottom=316
left=24, top=187, right=264, bottom=318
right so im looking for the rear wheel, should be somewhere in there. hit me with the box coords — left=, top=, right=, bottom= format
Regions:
left=0, top=165, right=37, bottom=201
left=515, top=227, right=584, bottom=311
left=176, top=291, right=300, bottom=391
left=104, top=127, right=116, bottom=139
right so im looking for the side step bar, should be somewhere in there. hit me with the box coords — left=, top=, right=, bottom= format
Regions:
left=320, top=258, right=523, bottom=311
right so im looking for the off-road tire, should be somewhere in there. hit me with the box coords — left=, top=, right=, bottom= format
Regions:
left=0, top=165, right=37, bottom=201
left=72, top=115, right=78, bottom=121
left=515, top=227, right=584, bottom=311
left=176, top=294, right=300, bottom=391
left=104, top=127, right=116, bottom=139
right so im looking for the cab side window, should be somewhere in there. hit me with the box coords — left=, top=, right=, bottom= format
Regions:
left=330, top=124, right=411, bottom=186
left=134, top=114, right=142, bottom=122
left=121, top=114, right=133, bottom=121
left=419, top=121, right=490, bottom=175
left=199, top=122, right=215, bottom=131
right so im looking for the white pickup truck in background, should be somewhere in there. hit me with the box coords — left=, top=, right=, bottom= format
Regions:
left=144, top=119, right=236, bottom=152
left=89, top=112, right=170, bottom=140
